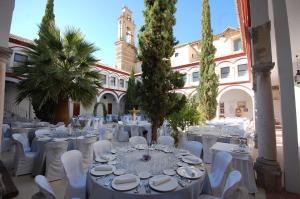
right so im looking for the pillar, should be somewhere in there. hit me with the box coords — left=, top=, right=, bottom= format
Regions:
left=0, top=0, right=15, bottom=153
left=271, top=0, right=300, bottom=193
left=249, top=0, right=281, bottom=191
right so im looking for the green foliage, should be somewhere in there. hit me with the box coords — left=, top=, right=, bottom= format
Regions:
left=125, top=69, right=139, bottom=112
left=14, top=23, right=101, bottom=122
left=168, top=97, right=200, bottom=133
left=39, top=0, right=55, bottom=37
left=197, top=0, right=219, bottom=121
left=93, top=102, right=107, bottom=117
left=138, top=0, right=184, bottom=142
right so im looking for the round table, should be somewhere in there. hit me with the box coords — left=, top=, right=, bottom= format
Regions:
left=87, top=146, right=208, bottom=199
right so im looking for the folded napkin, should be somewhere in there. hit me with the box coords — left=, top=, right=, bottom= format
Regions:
left=94, top=165, right=112, bottom=171
left=152, top=176, right=171, bottom=186
left=184, top=167, right=196, bottom=177
left=185, top=156, right=199, bottom=162
left=114, top=176, right=137, bottom=184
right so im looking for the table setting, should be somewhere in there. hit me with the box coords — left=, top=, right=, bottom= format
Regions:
left=87, top=144, right=208, bottom=199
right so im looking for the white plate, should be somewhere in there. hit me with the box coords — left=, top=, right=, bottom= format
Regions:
left=178, top=149, right=190, bottom=156
left=177, top=166, right=204, bottom=179
left=231, top=148, right=249, bottom=154
left=111, top=149, right=117, bottom=154
left=177, top=162, right=188, bottom=167
left=163, top=169, right=176, bottom=176
left=90, top=165, right=115, bottom=176
left=138, top=171, right=151, bottom=179
left=112, top=174, right=140, bottom=191
left=108, top=160, right=117, bottom=165
left=38, top=137, right=51, bottom=141
left=95, top=157, right=108, bottom=163
left=149, top=175, right=178, bottom=192
left=182, top=155, right=202, bottom=165
left=114, top=169, right=126, bottom=176
left=135, top=144, right=147, bottom=150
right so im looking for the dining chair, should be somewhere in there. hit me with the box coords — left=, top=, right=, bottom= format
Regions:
left=130, top=125, right=140, bottom=137
left=199, top=170, right=242, bottom=199
left=117, top=125, right=129, bottom=142
left=77, top=136, right=97, bottom=172
left=93, top=140, right=112, bottom=159
left=45, top=141, right=68, bottom=181
left=61, top=150, right=86, bottom=199
left=157, top=136, right=175, bottom=147
left=129, top=136, right=147, bottom=146
left=202, top=134, right=218, bottom=163
left=12, top=133, right=37, bottom=176
left=2, top=124, right=12, bottom=152
left=31, top=175, right=56, bottom=199
left=35, top=128, right=51, bottom=137
left=182, top=141, right=203, bottom=158
left=209, top=151, right=233, bottom=196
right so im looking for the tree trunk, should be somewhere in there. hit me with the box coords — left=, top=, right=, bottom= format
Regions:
left=54, top=98, right=69, bottom=125
left=151, top=121, right=159, bottom=143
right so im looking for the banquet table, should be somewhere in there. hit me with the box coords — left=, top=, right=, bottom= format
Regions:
left=31, top=131, right=98, bottom=176
left=122, top=122, right=152, bottom=141
left=210, top=142, right=257, bottom=193
left=87, top=146, right=209, bottom=199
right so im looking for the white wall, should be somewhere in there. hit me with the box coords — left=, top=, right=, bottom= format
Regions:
left=0, top=0, right=15, bottom=47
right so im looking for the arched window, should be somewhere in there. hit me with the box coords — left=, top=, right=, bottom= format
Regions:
left=126, top=27, right=132, bottom=44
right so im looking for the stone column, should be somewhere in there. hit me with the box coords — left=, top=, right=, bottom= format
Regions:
left=0, top=47, right=12, bottom=150
left=249, top=1, right=282, bottom=190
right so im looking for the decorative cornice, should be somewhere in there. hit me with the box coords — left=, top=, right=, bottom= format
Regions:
left=252, top=62, right=275, bottom=72
left=0, top=46, right=13, bottom=63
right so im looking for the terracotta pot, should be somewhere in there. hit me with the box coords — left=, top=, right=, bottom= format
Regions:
left=54, top=98, right=70, bottom=125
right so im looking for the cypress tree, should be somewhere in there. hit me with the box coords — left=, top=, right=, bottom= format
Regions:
left=138, top=0, right=184, bottom=142
left=198, top=0, right=219, bottom=121
left=38, top=0, right=55, bottom=37
left=125, top=69, right=138, bottom=112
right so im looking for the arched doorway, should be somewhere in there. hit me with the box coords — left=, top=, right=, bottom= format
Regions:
left=99, top=92, right=118, bottom=115
left=218, top=88, right=254, bottom=120
left=119, top=94, right=126, bottom=115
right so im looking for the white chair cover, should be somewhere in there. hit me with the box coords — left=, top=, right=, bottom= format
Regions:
left=93, top=140, right=112, bottom=159
left=209, top=151, right=233, bottom=196
left=77, top=137, right=97, bottom=172
left=61, top=150, right=86, bottom=199
left=98, top=126, right=106, bottom=140
left=130, top=125, right=139, bottom=137
left=129, top=136, right=147, bottom=146
left=12, top=133, right=30, bottom=152
left=157, top=136, right=175, bottom=147
left=35, top=128, right=51, bottom=137
left=182, top=141, right=203, bottom=158
left=2, top=124, right=12, bottom=152
left=202, top=134, right=217, bottom=163
left=31, top=175, right=56, bottom=199
left=12, top=134, right=36, bottom=176
left=117, top=125, right=129, bottom=142
left=45, top=141, right=68, bottom=181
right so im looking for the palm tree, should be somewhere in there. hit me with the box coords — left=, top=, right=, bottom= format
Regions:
left=14, top=24, right=101, bottom=124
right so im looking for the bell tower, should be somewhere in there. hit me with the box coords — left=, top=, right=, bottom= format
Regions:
left=115, top=6, right=137, bottom=72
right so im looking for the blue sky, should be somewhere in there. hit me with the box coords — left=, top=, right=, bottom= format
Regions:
left=11, top=0, right=238, bottom=66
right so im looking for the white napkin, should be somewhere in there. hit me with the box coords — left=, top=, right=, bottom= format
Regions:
left=184, top=167, right=196, bottom=177
left=152, top=176, right=171, bottom=186
left=114, top=176, right=137, bottom=184
left=185, top=156, right=199, bottom=162
left=94, top=165, right=112, bottom=171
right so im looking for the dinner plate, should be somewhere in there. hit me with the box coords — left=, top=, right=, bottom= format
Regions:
left=37, top=137, right=51, bottom=141
left=177, top=149, right=190, bottom=156
left=177, top=162, right=188, bottom=167
left=95, top=157, right=108, bottom=163
left=149, top=175, right=178, bottom=192
left=111, top=149, right=117, bottom=154
left=177, top=166, right=204, bottom=179
left=163, top=169, right=176, bottom=176
left=135, top=144, right=147, bottom=150
left=138, top=171, right=151, bottom=179
left=90, top=165, right=115, bottom=176
left=108, top=160, right=118, bottom=165
left=112, top=174, right=140, bottom=191
left=182, top=155, right=202, bottom=165
left=231, top=148, right=249, bottom=154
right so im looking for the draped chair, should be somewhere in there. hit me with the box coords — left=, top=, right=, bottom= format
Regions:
left=209, top=151, right=233, bottom=196
left=31, top=175, right=56, bottom=199
left=93, top=140, right=112, bottom=159
left=202, top=134, right=218, bottom=164
left=129, top=136, right=147, bottom=146
left=61, top=150, right=86, bottom=199
left=77, top=137, right=97, bottom=172
left=182, top=141, right=203, bottom=158
left=157, top=136, right=175, bottom=147
left=45, top=141, right=68, bottom=181
left=12, top=133, right=37, bottom=176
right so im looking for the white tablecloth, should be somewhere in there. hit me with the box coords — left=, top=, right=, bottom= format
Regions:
left=87, top=147, right=208, bottom=199
left=121, top=123, right=152, bottom=141
left=210, top=142, right=257, bottom=193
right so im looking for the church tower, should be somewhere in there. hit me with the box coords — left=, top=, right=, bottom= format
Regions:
left=115, top=6, right=137, bottom=72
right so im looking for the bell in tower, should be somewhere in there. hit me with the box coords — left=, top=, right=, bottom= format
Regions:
left=115, top=6, right=137, bottom=72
